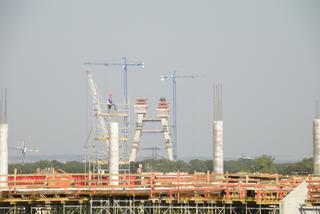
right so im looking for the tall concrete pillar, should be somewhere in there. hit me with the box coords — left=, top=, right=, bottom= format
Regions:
left=213, top=121, right=223, bottom=174
left=0, top=124, right=8, bottom=188
left=109, top=122, right=119, bottom=185
left=314, top=119, right=320, bottom=174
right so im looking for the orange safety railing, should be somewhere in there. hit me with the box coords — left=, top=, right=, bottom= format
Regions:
left=307, top=175, right=320, bottom=204
left=0, top=172, right=303, bottom=203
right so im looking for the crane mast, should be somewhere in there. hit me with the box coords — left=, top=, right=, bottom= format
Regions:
left=86, top=70, right=109, bottom=150
left=160, top=71, right=198, bottom=160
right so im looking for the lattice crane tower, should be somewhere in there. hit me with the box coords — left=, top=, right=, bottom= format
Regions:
left=86, top=71, right=109, bottom=150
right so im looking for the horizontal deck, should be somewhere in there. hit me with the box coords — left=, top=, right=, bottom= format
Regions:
left=0, top=172, right=303, bottom=205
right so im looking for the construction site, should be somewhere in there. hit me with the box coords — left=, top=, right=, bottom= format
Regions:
left=0, top=64, right=319, bottom=214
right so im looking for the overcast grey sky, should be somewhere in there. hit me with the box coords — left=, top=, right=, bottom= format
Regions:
left=1, top=0, right=319, bottom=161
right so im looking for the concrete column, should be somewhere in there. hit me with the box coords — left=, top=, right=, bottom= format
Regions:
left=109, top=122, right=119, bottom=185
left=213, top=121, right=223, bottom=174
left=0, top=124, right=8, bottom=188
left=314, top=119, right=320, bottom=174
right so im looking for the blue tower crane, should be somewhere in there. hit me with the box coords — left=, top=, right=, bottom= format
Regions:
left=160, top=71, right=198, bottom=160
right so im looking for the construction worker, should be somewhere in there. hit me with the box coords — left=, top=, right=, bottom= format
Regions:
left=137, top=164, right=143, bottom=174
left=136, top=164, right=144, bottom=186
left=107, top=93, right=117, bottom=112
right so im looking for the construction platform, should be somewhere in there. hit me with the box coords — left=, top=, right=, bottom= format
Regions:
left=0, top=172, right=305, bottom=213
left=302, top=174, right=320, bottom=211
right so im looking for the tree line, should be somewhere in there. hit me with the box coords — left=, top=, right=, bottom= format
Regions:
left=9, top=155, right=313, bottom=175
left=132, top=155, right=312, bottom=175
left=8, top=155, right=313, bottom=175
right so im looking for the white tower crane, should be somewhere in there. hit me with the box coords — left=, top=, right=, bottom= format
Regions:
left=11, top=141, right=39, bottom=164
left=86, top=70, right=110, bottom=151
left=84, top=57, right=144, bottom=159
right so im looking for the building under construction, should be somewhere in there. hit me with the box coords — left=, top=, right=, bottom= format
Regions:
left=0, top=171, right=307, bottom=213
left=1, top=77, right=320, bottom=214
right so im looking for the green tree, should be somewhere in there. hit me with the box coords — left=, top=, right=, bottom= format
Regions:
left=224, top=160, right=239, bottom=173
left=252, top=155, right=275, bottom=173
left=189, top=159, right=209, bottom=172
left=36, top=160, right=51, bottom=169
left=63, top=161, right=85, bottom=173
left=7, top=156, right=314, bottom=175
left=174, top=160, right=190, bottom=172
left=298, top=158, right=313, bottom=173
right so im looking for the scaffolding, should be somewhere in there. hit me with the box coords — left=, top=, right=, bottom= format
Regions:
left=0, top=172, right=304, bottom=213
left=284, top=174, right=320, bottom=213
left=88, top=102, right=130, bottom=173
left=86, top=71, right=130, bottom=173
left=0, top=199, right=281, bottom=214
left=302, top=174, right=320, bottom=212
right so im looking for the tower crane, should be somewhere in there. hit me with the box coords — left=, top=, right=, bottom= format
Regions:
left=86, top=70, right=109, bottom=150
left=85, top=57, right=144, bottom=161
left=160, top=71, right=198, bottom=160
left=10, top=141, right=39, bottom=164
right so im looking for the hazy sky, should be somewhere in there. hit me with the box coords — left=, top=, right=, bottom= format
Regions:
left=1, top=1, right=319, bottom=161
